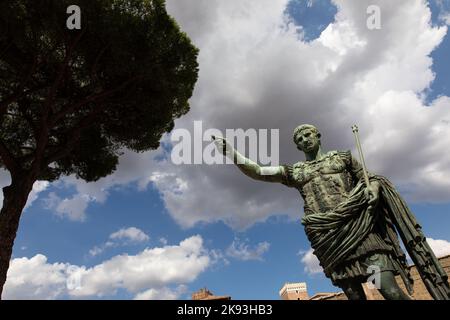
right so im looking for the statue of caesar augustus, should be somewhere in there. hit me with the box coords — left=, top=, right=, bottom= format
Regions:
left=214, top=124, right=450, bottom=300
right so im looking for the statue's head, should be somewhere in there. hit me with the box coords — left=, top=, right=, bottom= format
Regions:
left=293, top=124, right=321, bottom=153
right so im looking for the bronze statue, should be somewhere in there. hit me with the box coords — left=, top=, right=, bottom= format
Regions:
left=213, top=124, right=450, bottom=300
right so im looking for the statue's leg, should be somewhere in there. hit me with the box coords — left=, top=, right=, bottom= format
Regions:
left=340, top=280, right=367, bottom=300
left=378, top=270, right=411, bottom=300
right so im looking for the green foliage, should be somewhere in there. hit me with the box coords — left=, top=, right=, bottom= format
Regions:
left=0, top=0, right=198, bottom=181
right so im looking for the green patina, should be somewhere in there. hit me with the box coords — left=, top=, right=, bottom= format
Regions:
left=214, top=124, right=449, bottom=300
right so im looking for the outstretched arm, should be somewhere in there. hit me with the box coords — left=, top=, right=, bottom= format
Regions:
left=213, top=136, right=285, bottom=183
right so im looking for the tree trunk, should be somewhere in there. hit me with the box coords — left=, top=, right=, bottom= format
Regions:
left=0, top=175, right=35, bottom=299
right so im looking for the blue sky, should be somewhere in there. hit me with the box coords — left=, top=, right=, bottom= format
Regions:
left=3, top=0, right=450, bottom=300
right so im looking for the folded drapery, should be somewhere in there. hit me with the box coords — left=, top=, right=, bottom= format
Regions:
left=302, top=176, right=450, bottom=300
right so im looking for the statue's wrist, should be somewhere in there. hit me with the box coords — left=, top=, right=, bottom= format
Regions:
left=226, top=149, right=234, bottom=159
left=371, top=181, right=380, bottom=187
left=370, top=181, right=380, bottom=191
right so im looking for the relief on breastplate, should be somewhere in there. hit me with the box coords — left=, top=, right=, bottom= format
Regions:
left=297, top=153, right=354, bottom=214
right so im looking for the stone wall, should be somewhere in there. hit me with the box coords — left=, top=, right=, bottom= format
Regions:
left=324, top=255, right=450, bottom=300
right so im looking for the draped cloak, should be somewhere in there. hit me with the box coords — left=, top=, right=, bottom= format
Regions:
left=301, top=176, right=450, bottom=300
left=282, top=150, right=449, bottom=300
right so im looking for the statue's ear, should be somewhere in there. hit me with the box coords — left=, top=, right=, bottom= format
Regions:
left=317, top=132, right=321, bottom=139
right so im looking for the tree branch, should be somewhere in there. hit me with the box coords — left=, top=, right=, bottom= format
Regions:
left=43, top=75, right=142, bottom=166
left=43, top=29, right=86, bottom=115
left=44, top=105, right=108, bottom=166
left=0, top=56, right=40, bottom=115
left=17, top=100, right=39, bottom=139
left=91, top=44, right=110, bottom=81
left=33, top=31, right=87, bottom=175
left=0, top=41, right=13, bottom=61
left=0, top=138, right=18, bottom=173
left=49, top=75, right=143, bottom=126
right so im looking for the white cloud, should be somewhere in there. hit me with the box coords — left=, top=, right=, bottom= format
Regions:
left=109, top=227, right=150, bottom=243
left=89, top=246, right=104, bottom=257
left=28, top=0, right=450, bottom=230
left=209, top=249, right=230, bottom=266
left=0, top=169, right=11, bottom=206
left=226, top=238, right=270, bottom=261
left=40, top=148, right=165, bottom=223
left=134, top=285, right=187, bottom=300
left=155, top=0, right=450, bottom=228
left=43, top=192, right=90, bottom=222
left=55, top=194, right=91, bottom=222
left=24, top=181, right=50, bottom=210
left=42, top=192, right=59, bottom=210
left=427, top=237, right=450, bottom=258
left=3, top=254, right=70, bottom=300
left=88, top=241, right=115, bottom=257
left=3, top=235, right=210, bottom=299
left=88, top=227, right=149, bottom=257
left=300, top=248, right=323, bottom=275
left=71, top=235, right=209, bottom=298
left=299, top=237, right=450, bottom=275
left=435, top=0, right=450, bottom=25
left=442, top=13, right=450, bottom=25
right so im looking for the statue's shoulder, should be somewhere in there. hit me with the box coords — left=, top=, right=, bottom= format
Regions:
left=292, top=161, right=304, bottom=167
left=282, top=162, right=306, bottom=186
left=288, top=150, right=352, bottom=169
left=283, top=161, right=306, bottom=178
left=291, top=160, right=307, bottom=170
left=334, top=150, right=352, bottom=165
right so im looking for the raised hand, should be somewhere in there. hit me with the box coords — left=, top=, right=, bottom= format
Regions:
left=365, top=181, right=380, bottom=211
left=212, top=135, right=233, bottom=157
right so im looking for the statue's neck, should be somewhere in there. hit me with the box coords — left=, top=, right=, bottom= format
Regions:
left=304, top=146, right=325, bottom=162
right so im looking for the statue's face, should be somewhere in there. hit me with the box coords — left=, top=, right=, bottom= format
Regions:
left=295, top=128, right=320, bottom=153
